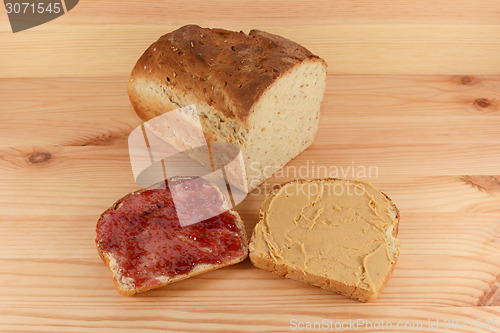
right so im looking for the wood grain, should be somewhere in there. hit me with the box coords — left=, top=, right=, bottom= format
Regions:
left=1, top=25, right=500, bottom=77
left=1, top=213, right=499, bottom=259
left=1, top=75, right=499, bottom=147
left=1, top=0, right=500, bottom=331
left=54, top=0, right=500, bottom=26
left=0, top=143, right=499, bottom=214
left=0, top=255, right=498, bottom=307
left=2, top=0, right=500, bottom=32
left=0, top=304, right=499, bottom=333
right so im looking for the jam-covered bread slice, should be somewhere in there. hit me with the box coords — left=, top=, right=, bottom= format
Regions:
left=96, top=178, right=248, bottom=295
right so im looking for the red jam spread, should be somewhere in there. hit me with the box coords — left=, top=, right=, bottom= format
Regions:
left=96, top=178, right=244, bottom=290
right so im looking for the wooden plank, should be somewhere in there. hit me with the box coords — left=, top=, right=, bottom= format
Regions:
left=0, top=144, right=499, bottom=214
left=1, top=213, right=498, bottom=259
left=1, top=75, right=499, bottom=147
left=299, top=144, right=500, bottom=177
left=0, top=255, right=498, bottom=307
left=316, top=118, right=500, bottom=145
left=2, top=0, right=500, bottom=32
left=1, top=25, right=500, bottom=77
left=0, top=144, right=499, bottom=215
left=0, top=145, right=137, bottom=216
left=65, top=0, right=500, bottom=26
left=397, top=213, right=500, bottom=256
left=325, top=75, right=500, bottom=117
left=0, top=77, right=140, bottom=147
left=0, top=7, right=11, bottom=32
left=0, top=305, right=499, bottom=333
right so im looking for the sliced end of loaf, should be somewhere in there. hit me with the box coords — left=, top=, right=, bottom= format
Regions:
left=243, top=58, right=327, bottom=190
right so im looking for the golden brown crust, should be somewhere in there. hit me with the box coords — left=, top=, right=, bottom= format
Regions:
left=128, top=25, right=324, bottom=124
left=249, top=178, right=400, bottom=302
left=96, top=180, right=248, bottom=296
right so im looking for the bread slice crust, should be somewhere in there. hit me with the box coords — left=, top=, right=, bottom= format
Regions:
left=128, top=24, right=325, bottom=124
left=96, top=182, right=248, bottom=296
left=249, top=178, right=400, bottom=302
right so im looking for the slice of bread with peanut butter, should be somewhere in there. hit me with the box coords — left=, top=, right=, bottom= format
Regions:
left=249, top=179, right=400, bottom=302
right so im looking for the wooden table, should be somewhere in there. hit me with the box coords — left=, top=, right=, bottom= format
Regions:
left=1, top=1, right=499, bottom=332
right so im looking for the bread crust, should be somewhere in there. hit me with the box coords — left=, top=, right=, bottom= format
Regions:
left=96, top=180, right=248, bottom=296
left=128, top=25, right=325, bottom=124
left=249, top=178, right=400, bottom=302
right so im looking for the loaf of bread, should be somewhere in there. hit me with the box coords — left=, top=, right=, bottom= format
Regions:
left=128, top=25, right=327, bottom=191
left=249, top=179, right=400, bottom=302
left=96, top=178, right=248, bottom=295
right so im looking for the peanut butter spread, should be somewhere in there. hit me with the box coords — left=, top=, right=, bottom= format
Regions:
left=250, top=179, right=400, bottom=293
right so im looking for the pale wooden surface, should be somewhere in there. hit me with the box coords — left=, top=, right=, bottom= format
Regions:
left=1, top=1, right=500, bottom=332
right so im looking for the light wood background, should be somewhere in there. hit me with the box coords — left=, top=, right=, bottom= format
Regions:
left=1, top=1, right=500, bottom=332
